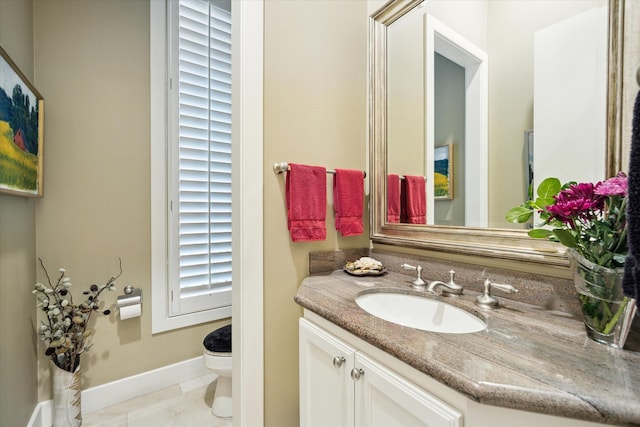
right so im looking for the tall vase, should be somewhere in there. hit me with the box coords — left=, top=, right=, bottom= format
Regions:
left=50, top=360, right=82, bottom=427
left=570, top=250, right=637, bottom=349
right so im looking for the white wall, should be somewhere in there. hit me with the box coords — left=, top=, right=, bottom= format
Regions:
left=534, top=7, right=607, bottom=187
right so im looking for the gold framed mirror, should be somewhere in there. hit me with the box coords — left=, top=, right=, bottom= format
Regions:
left=369, top=0, right=624, bottom=268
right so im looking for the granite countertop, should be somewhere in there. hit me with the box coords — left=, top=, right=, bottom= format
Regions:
left=294, top=270, right=640, bottom=426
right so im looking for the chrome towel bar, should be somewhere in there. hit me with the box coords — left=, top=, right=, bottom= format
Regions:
left=273, top=161, right=366, bottom=178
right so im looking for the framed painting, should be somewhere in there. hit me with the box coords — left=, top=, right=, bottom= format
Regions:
left=0, top=44, right=44, bottom=197
left=434, top=144, right=453, bottom=200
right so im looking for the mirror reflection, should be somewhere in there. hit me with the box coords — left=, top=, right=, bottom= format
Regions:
left=386, top=0, right=608, bottom=228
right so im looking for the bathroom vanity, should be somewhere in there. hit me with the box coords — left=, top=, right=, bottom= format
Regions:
left=295, top=268, right=640, bottom=427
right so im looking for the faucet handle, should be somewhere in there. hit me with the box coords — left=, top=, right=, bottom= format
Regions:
left=400, top=264, right=426, bottom=289
left=475, top=279, right=518, bottom=309
left=490, top=281, right=518, bottom=294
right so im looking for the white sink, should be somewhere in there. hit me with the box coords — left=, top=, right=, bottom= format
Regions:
left=355, top=292, right=486, bottom=334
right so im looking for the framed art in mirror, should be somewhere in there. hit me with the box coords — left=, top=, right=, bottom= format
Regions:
left=369, top=0, right=624, bottom=268
left=434, top=144, right=453, bottom=200
left=0, top=43, right=44, bottom=197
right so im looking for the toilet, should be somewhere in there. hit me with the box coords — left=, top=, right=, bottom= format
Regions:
left=203, top=324, right=232, bottom=418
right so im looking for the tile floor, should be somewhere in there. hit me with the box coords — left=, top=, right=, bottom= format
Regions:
left=83, top=374, right=232, bottom=427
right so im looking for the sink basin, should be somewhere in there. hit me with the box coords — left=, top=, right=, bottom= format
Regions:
left=355, top=292, right=486, bottom=334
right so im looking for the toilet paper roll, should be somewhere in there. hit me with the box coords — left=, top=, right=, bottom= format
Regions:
left=119, top=304, right=141, bottom=320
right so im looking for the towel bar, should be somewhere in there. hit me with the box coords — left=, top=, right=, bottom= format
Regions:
left=273, top=162, right=366, bottom=178
left=398, top=175, right=427, bottom=181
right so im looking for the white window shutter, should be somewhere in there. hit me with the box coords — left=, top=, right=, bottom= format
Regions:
left=170, top=0, right=232, bottom=316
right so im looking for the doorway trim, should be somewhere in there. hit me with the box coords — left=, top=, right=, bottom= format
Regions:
left=231, top=0, right=264, bottom=425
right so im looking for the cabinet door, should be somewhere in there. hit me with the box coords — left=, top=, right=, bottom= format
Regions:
left=354, top=352, right=462, bottom=427
left=299, top=318, right=356, bottom=427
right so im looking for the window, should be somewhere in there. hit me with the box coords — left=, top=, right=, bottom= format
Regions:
left=151, top=0, right=232, bottom=332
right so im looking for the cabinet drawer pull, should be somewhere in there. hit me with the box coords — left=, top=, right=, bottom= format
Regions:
left=332, top=356, right=346, bottom=368
left=350, top=368, right=364, bottom=381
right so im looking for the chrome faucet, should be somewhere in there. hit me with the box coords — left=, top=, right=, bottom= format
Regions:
left=475, top=279, right=518, bottom=309
left=439, top=270, right=463, bottom=296
left=400, top=264, right=464, bottom=295
left=425, top=274, right=463, bottom=296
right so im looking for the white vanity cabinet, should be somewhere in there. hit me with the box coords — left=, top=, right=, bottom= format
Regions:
left=300, top=318, right=462, bottom=427
left=300, top=312, right=610, bottom=427
left=299, top=317, right=355, bottom=426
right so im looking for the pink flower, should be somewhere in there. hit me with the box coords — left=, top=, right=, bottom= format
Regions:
left=546, top=182, right=603, bottom=225
left=594, top=173, right=627, bottom=197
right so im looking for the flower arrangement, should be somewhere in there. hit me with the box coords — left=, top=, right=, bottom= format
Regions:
left=506, top=174, right=633, bottom=344
left=33, top=259, right=120, bottom=373
left=505, top=173, right=628, bottom=268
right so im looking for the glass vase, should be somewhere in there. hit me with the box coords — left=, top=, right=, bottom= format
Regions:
left=570, top=250, right=637, bottom=349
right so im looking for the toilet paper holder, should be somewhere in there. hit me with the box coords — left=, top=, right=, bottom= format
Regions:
left=117, top=285, right=142, bottom=309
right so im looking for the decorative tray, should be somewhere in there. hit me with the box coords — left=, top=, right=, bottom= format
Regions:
left=343, top=266, right=387, bottom=277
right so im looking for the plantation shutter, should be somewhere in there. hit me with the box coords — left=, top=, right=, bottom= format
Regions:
left=171, top=0, right=232, bottom=315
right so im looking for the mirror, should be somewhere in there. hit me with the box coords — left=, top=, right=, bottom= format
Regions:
left=370, top=0, right=624, bottom=267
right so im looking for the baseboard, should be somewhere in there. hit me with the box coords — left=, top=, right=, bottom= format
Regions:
left=26, top=401, right=49, bottom=427
left=28, top=356, right=208, bottom=426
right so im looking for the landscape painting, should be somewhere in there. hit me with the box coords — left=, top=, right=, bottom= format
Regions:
left=0, top=44, right=44, bottom=197
left=434, top=144, right=453, bottom=200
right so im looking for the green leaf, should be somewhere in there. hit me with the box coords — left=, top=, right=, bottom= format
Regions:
left=598, top=253, right=613, bottom=267
left=552, top=229, right=577, bottom=247
left=536, top=177, right=561, bottom=200
left=505, top=207, right=532, bottom=223
left=534, top=197, right=556, bottom=210
left=528, top=228, right=553, bottom=238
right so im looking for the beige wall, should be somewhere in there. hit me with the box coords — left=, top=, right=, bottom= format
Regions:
left=387, top=8, right=425, bottom=177
left=0, top=1, right=40, bottom=426
left=263, top=1, right=369, bottom=425
left=32, top=0, right=226, bottom=399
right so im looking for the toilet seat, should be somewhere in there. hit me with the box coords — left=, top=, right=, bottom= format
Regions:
left=203, top=324, right=231, bottom=353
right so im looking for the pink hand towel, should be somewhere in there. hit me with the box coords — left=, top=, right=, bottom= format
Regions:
left=286, top=163, right=327, bottom=242
left=387, top=174, right=401, bottom=223
left=402, top=175, right=426, bottom=224
left=333, top=169, right=364, bottom=236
